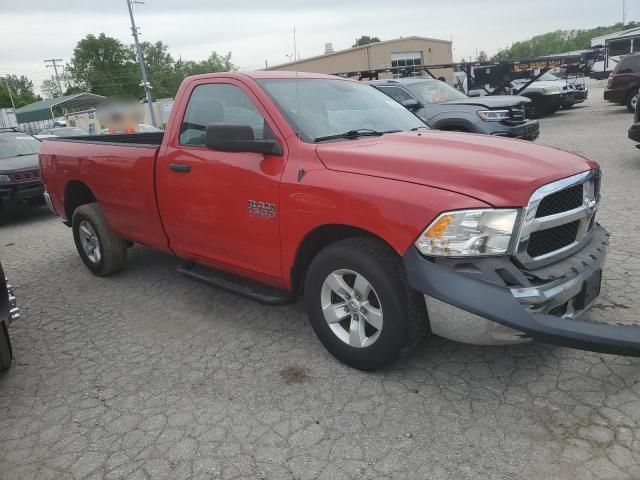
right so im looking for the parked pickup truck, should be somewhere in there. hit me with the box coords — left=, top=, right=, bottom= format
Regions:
left=39, top=71, right=640, bottom=370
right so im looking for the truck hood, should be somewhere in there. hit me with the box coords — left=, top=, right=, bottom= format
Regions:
left=515, top=80, right=565, bottom=91
left=441, top=95, right=530, bottom=108
left=0, top=153, right=40, bottom=173
left=315, top=131, right=597, bottom=207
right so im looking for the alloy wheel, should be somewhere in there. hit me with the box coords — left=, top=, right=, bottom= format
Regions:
left=320, top=269, right=383, bottom=348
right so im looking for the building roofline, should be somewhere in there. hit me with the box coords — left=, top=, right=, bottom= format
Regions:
left=267, top=35, right=452, bottom=70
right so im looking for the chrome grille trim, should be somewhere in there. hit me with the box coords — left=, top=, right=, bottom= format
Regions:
left=514, top=169, right=601, bottom=269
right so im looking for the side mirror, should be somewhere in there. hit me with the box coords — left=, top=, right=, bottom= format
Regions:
left=205, top=123, right=283, bottom=156
left=468, top=90, right=482, bottom=97
left=401, top=98, right=422, bottom=111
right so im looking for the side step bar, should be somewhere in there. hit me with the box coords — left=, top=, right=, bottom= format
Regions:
left=177, top=263, right=296, bottom=306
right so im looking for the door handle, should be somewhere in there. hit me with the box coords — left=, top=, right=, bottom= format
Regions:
left=169, top=163, right=191, bottom=173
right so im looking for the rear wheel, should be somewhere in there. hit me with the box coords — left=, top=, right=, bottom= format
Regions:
left=627, top=89, right=639, bottom=113
left=72, top=203, right=127, bottom=276
left=0, top=321, right=12, bottom=371
left=303, top=237, right=427, bottom=371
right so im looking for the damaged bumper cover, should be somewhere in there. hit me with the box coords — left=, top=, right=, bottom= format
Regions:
left=404, top=225, right=640, bottom=357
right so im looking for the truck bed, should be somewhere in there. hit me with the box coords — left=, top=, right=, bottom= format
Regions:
left=47, top=132, right=164, bottom=147
left=39, top=134, right=170, bottom=253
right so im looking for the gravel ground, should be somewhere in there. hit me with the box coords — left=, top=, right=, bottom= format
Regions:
left=1, top=82, right=640, bottom=480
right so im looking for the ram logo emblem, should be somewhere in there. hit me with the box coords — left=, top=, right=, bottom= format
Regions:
left=248, top=200, right=277, bottom=218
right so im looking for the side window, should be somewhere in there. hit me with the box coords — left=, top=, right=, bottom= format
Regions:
left=180, top=84, right=268, bottom=146
left=609, top=40, right=632, bottom=58
left=619, top=56, right=640, bottom=74
left=377, top=86, right=415, bottom=104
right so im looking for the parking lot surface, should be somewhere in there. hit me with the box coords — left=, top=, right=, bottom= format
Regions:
left=1, top=83, right=640, bottom=480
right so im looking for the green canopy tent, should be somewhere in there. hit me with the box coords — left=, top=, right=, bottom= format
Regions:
left=14, top=93, right=105, bottom=124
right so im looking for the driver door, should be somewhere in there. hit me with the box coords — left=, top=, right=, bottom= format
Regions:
left=156, top=79, right=287, bottom=282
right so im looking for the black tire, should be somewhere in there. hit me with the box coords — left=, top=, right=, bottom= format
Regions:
left=72, top=203, right=127, bottom=276
left=304, top=237, right=427, bottom=371
left=626, top=89, right=639, bottom=113
left=0, top=321, right=12, bottom=371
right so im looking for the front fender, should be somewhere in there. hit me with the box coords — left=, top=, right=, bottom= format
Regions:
left=279, top=168, right=490, bottom=289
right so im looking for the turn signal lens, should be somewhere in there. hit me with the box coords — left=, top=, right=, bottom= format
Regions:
left=424, top=214, right=455, bottom=237
left=415, top=209, right=519, bottom=257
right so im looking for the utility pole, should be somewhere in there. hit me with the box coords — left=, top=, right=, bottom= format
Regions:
left=44, top=58, right=64, bottom=96
left=2, top=77, right=16, bottom=112
left=623, top=0, right=626, bottom=27
left=126, top=0, right=157, bottom=127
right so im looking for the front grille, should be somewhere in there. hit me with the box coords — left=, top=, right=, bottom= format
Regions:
left=535, top=183, right=583, bottom=218
left=10, top=169, right=40, bottom=182
left=508, top=106, right=526, bottom=122
left=527, top=221, right=580, bottom=258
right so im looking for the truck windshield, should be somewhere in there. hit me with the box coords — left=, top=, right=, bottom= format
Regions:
left=258, top=79, right=425, bottom=142
left=406, top=80, right=468, bottom=104
left=539, top=71, right=561, bottom=81
left=0, top=132, right=41, bottom=160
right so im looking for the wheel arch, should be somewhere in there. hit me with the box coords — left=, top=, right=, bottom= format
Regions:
left=290, top=224, right=397, bottom=294
left=64, top=180, right=96, bottom=223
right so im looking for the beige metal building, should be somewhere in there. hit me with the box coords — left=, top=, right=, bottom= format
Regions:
left=267, top=36, right=453, bottom=80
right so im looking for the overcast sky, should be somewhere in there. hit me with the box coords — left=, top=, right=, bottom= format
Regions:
left=0, top=0, right=636, bottom=93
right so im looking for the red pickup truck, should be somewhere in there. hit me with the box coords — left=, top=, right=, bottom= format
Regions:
left=39, top=71, right=640, bottom=370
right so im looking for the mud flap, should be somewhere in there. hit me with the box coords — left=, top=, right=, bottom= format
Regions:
left=403, top=247, right=640, bottom=357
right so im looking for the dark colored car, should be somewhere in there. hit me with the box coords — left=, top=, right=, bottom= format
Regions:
left=604, top=53, right=640, bottom=112
left=370, top=78, right=540, bottom=140
left=0, top=128, right=44, bottom=219
left=0, top=261, right=19, bottom=370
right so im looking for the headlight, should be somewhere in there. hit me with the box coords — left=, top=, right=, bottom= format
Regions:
left=414, top=209, right=519, bottom=257
left=543, top=86, right=561, bottom=95
left=477, top=110, right=510, bottom=121
left=0, top=174, right=11, bottom=184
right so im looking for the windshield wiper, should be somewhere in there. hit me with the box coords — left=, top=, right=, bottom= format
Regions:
left=410, top=126, right=430, bottom=131
left=314, top=129, right=401, bottom=143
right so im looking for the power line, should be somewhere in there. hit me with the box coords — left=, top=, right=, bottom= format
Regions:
left=126, top=0, right=157, bottom=127
left=44, top=58, right=64, bottom=95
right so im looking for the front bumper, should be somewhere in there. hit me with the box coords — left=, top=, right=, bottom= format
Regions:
left=573, top=88, right=588, bottom=103
left=0, top=180, right=44, bottom=205
left=561, top=91, right=577, bottom=105
left=629, top=123, right=640, bottom=143
left=491, top=120, right=540, bottom=141
left=604, top=89, right=626, bottom=104
left=404, top=225, right=640, bottom=357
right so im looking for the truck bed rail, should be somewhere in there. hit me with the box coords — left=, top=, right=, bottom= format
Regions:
left=46, top=132, right=164, bottom=148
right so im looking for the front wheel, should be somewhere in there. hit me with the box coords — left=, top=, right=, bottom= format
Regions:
left=627, top=89, right=639, bottom=113
left=304, top=238, right=427, bottom=371
left=0, top=321, right=12, bottom=371
left=72, top=203, right=127, bottom=277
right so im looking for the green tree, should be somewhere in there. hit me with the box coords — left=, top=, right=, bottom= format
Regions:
left=41, top=78, right=61, bottom=99
left=494, top=23, right=623, bottom=61
left=476, top=50, right=489, bottom=63
left=67, top=33, right=140, bottom=98
left=0, top=75, right=41, bottom=109
left=352, top=36, right=381, bottom=47
left=177, top=51, right=237, bottom=77
left=138, top=41, right=183, bottom=99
